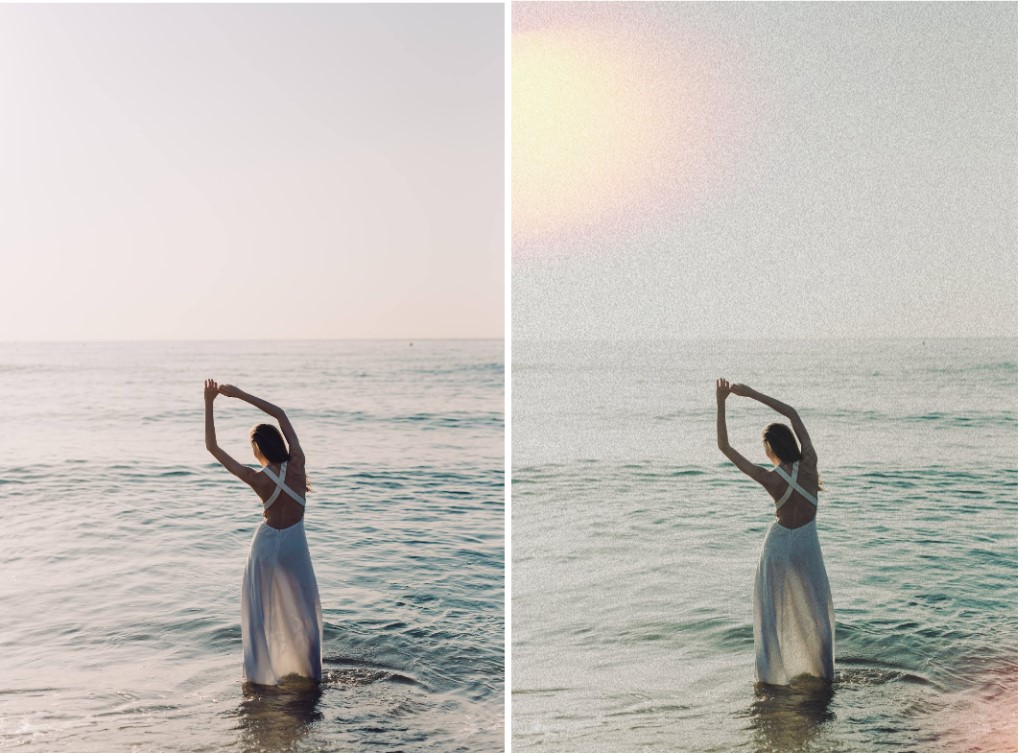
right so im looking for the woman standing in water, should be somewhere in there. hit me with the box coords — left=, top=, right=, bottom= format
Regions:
left=716, top=378, right=834, bottom=685
left=204, top=379, right=323, bottom=686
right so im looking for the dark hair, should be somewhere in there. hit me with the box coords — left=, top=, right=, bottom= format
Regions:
left=250, top=423, right=312, bottom=493
left=762, top=423, right=801, bottom=463
left=250, top=424, right=290, bottom=464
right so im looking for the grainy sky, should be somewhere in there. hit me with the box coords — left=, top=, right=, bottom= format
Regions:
left=512, top=2, right=1017, bottom=340
left=0, top=4, right=503, bottom=341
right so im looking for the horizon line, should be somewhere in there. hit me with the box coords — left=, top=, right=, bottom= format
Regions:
left=0, top=336, right=506, bottom=345
left=511, top=334, right=1017, bottom=342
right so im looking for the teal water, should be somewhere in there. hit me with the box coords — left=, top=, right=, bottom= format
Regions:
left=512, top=338, right=1016, bottom=752
left=0, top=340, right=503, bottom=752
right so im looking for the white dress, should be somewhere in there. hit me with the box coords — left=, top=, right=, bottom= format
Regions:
left=241, top=460, right=323, bottom=685
left=753, top=460, right=835, bottom=685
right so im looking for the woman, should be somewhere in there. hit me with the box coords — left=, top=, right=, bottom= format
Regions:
left=204, top=379, right=323, bottom=686
left=715, top=378, right=834, bottom=685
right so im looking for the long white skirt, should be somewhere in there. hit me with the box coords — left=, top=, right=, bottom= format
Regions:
left=242, top=520, right=323, bottom=685
left=754, top=519, right=835, bottom=685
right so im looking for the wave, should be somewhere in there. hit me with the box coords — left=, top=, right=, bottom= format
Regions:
left=903, top=411, right=1017, bottom=427
left=141, top=407, right=503, bottom=431
left=404, top=361, right=503, bottom=377
left=322, top=656, right=429, bottom=690
left=385, top=412, right=503, bottom=430
left=922, top=360, right=1018, bottom=375
left=822, top=408, right=1017, bottom=429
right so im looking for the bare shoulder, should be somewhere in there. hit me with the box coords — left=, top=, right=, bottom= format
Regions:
left=238, top=466, right=270, bottom=498
left=761, top=467, right=785, bottom=493
left=284, top=454, right=308, bottom=487
left=798, top=452, right=821, bottom=489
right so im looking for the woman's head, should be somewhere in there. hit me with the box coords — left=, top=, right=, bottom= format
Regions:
left=250, top=423, right=290, bottom=465
left=762, top=423, right=801, bottom=465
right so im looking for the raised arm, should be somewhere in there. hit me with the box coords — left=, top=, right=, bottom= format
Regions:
left=218, top=384, right=305, bottom=462
left=716, top=378, right=769, bottom=485
left=204, top=379, right=259, bottom=486
left=731, top=383, right=815, bottom=461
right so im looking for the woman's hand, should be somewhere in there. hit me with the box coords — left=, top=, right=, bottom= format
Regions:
left=218, top=383, right=241, bottom=398
left=730, top=383, right=753, bottom=398
left=716, top=378, right=732, bottom=401
left=204, top=379, right=219, bottom=402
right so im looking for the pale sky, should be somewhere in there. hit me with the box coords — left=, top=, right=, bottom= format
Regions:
left=0, top=4, right=503, bottom=341
left=512, top=2, right=1017, bottom=340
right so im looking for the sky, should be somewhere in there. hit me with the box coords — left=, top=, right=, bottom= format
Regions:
left=0, top=4, right=503, bottom=341
left=512, top=2, right=1017, bottom=340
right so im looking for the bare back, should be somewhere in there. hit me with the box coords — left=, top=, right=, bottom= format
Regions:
left=763, top=456, right=819, bottom=529
left=252, top=458, right=308, bottom=530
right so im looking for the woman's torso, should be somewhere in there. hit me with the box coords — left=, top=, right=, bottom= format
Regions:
left=765, top=456, right=819, bottom=530
left=255, top=458, right=307, bottom=530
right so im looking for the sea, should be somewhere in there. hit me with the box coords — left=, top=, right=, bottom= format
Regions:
left=512, top=337, right=1016, bottom=753
left=0, top=339, right=504, bottom=752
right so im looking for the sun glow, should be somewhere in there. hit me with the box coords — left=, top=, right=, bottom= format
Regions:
left=512, top=23, right=729, bottom=252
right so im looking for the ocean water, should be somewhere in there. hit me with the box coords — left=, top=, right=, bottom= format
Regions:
left=0, top=339, right=503, bottom=752
left=512, top=337, right=1016, bottom=752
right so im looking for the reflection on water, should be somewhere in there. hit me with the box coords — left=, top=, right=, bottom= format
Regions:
left=234, top=677, right=323, bottom=753
left=744, top=678, right=835, bottom=753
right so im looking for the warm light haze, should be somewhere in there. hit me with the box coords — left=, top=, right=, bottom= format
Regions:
left=512, top=2, right=1016, bottom=340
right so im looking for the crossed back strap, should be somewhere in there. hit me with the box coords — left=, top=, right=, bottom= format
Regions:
left=773, top=460, right=818, bottom=509
left=261, top=460, right=307, bottom=510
